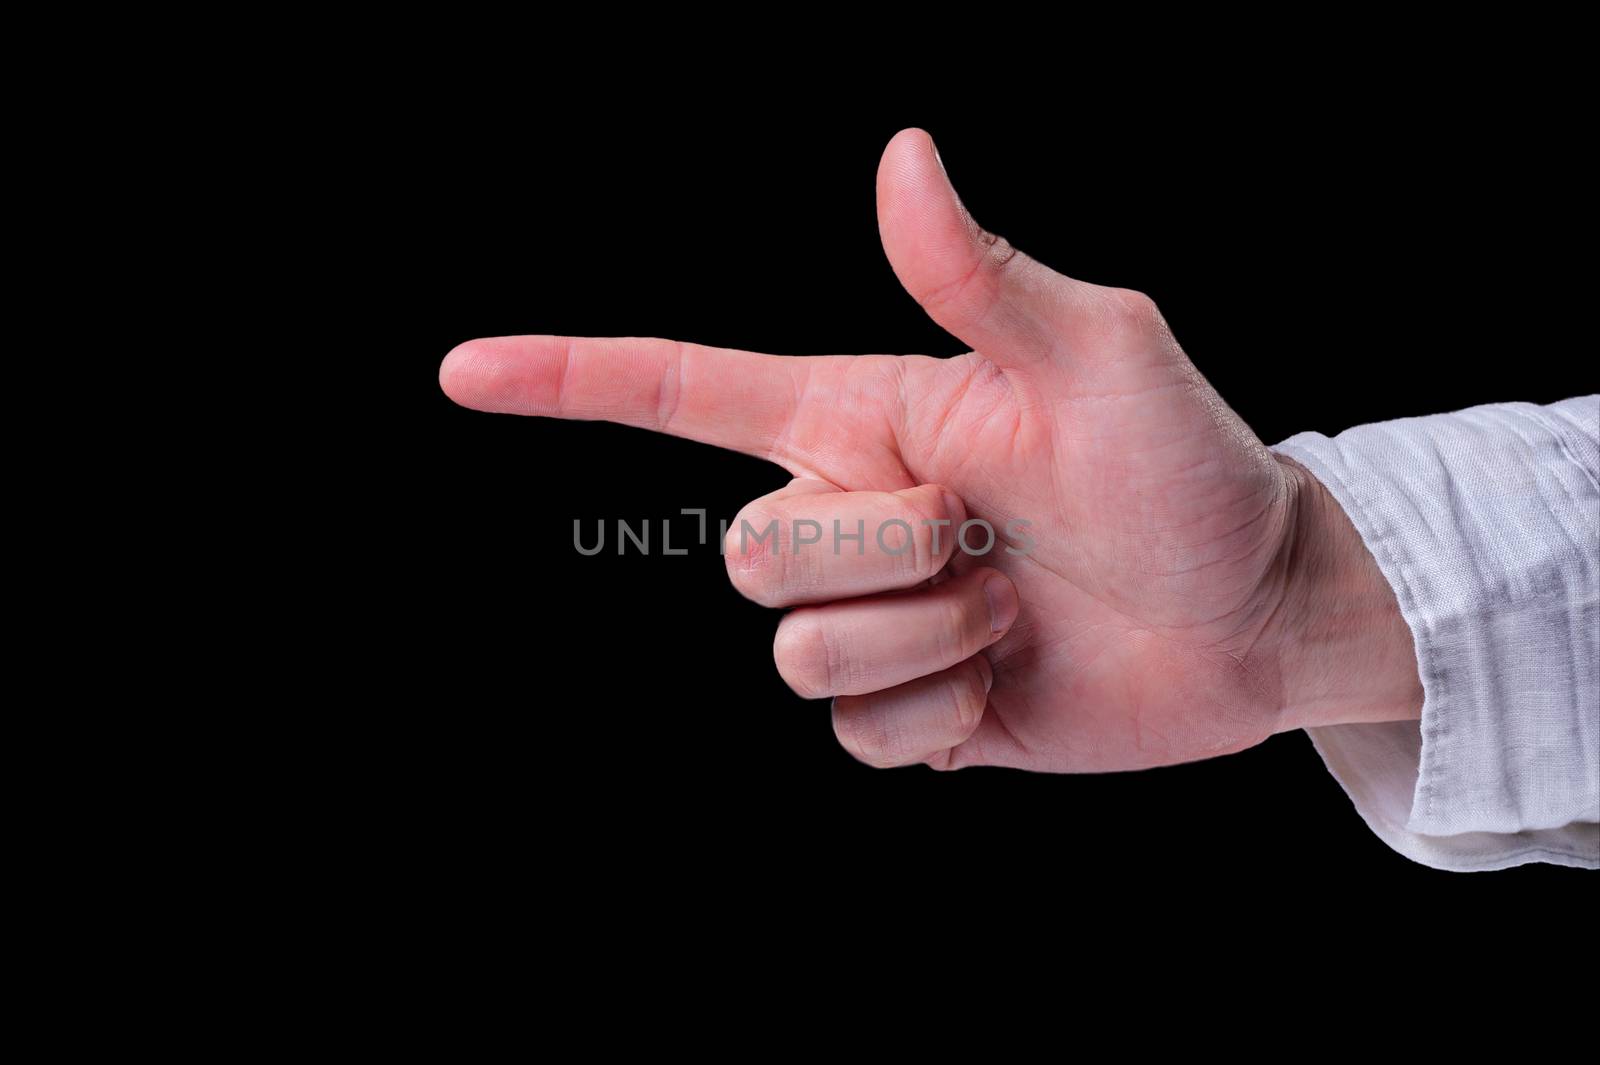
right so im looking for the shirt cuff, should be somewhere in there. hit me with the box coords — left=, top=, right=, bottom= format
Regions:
left=1271, top=396, right=1600, bottom=872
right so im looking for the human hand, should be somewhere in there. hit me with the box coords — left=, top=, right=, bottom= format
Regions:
left=439, top=128, right=1422, bottom=772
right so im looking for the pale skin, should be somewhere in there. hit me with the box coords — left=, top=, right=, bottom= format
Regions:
left=439, top=128, right=1424, bottom=772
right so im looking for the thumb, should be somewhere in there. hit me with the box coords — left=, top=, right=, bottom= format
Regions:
left=876, top=128, right=1097, bottom=366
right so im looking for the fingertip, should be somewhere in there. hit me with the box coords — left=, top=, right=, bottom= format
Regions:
left=877, top=127, right=946, bottom=213
left=875, top=126, right=988, bottom=323
left=439, top=336, right=531, bottom=413
left=438, top=339, right=483, bottom=408
left=883, top=126, right=935, bottom=164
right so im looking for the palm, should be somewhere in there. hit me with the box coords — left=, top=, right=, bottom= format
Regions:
left=442, top=128, right=1296, bottom=772
left=744, top=333, right=1293, bottom=771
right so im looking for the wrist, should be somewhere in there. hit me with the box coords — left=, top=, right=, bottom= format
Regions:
left=1266, top=454, right=1424, bottom=732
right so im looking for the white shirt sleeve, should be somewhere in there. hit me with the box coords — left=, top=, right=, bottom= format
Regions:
left=1269, top=395, right=1600, bottom=871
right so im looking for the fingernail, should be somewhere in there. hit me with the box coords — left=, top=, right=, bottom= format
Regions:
left=931, top=136, right=948, bottom=176
left=983, top=574, right=1018, bottom=635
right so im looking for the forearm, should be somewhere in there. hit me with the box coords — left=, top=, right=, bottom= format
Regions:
left=1262, top=395, right=1597, bottom=870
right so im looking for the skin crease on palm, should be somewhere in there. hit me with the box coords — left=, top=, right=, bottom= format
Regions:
left=439, top=128, right=1425, bottom=774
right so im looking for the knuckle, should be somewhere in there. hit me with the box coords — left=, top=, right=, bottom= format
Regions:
left=1101, top=287, right=1164, bottom=341
left=950, top=664, right=988, bottom=733
left=832, top=700, right=902, bottom=769
left=871, top=513, right=916, bottom=578
left=930, top=606, right=958, bottom=664
left=773, top=615, right=834, bottom=699
left=724, top=505, right=791, bottom=606
left=941, top=594, right=982, bottom=662
left=977, top=228, right=1020, bottom=271
left=1110, top=286, right=1159, bottom=319
left=898, top=486, right=953, bottom=579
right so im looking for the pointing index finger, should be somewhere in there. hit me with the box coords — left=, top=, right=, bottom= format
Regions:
left=439, top=334, right=813, bottom=464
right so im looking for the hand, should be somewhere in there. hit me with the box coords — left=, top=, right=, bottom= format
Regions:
left=439, top=128, right=1422, bottom=772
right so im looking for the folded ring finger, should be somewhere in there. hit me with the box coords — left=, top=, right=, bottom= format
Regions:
left=832, top=655, right=993, bottom=768
left=772, top=566, right=1019, bottom=698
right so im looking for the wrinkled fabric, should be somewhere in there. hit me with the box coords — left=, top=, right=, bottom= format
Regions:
left=1271, top=395, right=1599, bottom=871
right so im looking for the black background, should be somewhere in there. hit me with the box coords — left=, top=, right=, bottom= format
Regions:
left=363, top=77, right=1592, bottom=934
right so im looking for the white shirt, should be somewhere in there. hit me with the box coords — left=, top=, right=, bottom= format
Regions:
left=1270, top=395, right=1599, bottom=870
